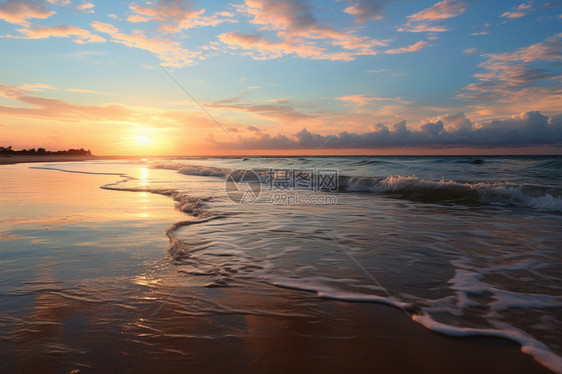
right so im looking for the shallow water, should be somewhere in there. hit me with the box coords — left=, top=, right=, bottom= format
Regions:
left=1, top=157, right=561, bottom=373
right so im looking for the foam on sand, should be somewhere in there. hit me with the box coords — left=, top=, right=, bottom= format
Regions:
left=413, top=313, right=562, bottom=374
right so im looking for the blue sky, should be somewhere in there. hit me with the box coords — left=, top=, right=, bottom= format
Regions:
left=0, top=0, right=561, bottom=155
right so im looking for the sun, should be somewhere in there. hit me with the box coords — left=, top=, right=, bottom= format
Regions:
left=136, top=135, right=150, bottom=145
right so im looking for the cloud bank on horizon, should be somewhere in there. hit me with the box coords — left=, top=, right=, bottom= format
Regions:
left=0, top=0, right=561, bottom=154
left=211, top=111, right=562, bottom=149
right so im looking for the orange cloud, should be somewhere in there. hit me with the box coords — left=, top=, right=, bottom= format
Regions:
left=20, top=83, right=55, bottom=92
left=218, top=31, right=354, bottom=61
left=206, top=95, right=316, bottom=122
left=0, top=0, right=54, bottom=25
left=229, top=0, right=386, bottom=59
left=91, top=22, right=201, bottom=67
left=344, top=0, right=385, bottom=23
left=210, top=111, right=562, bottom=150
left=66, top=88, right=110, bottom=95
left=398, top=23, right=448, bottom=33
left=0, top=84, right=131, bottom=121
left=458, top=34, right=562, bottom=118
left=407, top=0, right=465, bottom=21
left=127, top=0, right=236, bottom=32
left=336, top=95, right=401, bottom=104
left=399, top=0, right=465, bottom=33
left=500, top=2, right=532, bottom=19
left=46, top=0, right=70, bottom=5
left=90, top=21, right=118, bottom=34
left=0, top=83, right=222, bottom=135
left=385, top=40, right=427, bottom=54
left=74, top=3, right=94, bottom=13
left=14, top=24, right=105, bottom=43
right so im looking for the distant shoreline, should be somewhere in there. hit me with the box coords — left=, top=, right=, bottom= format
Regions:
left=0, top=155, right=132, bottom=165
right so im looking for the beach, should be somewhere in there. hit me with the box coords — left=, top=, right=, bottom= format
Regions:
left=0, top=158, right=560, bottom=373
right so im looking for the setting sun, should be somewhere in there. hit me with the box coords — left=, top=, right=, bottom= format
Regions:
left=136, top=135, right=150, bottom=145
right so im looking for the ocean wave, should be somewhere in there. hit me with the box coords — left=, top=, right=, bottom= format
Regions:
left=339, top=175, right=562, bottom=212
left=535, top=159, right=562, bottom=169
left=149, top=161, right=562, bottom=212
left=150, top=161, right=231, bottom=177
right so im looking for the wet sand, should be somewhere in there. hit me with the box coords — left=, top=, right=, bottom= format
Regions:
left=0, top=162, right=555, bottom=373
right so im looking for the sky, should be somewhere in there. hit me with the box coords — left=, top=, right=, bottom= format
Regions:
left=0, top=0, right=561, bottom=156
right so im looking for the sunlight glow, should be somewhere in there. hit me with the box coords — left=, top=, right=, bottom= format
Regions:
left=136, top=135, right=150, bottom=145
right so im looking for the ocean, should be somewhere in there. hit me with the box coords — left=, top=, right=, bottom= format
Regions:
left=1, top=155, right=561, bottom=373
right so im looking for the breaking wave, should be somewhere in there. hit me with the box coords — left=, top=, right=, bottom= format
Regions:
left=339, top=175, right=562, bottom=212
left=149, top=162, right=562, bottom=212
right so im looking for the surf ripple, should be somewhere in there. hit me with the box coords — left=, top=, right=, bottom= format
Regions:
left=339, top=175, right=562, bottom=212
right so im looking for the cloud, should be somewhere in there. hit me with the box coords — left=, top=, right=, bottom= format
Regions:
left=500, top=2, right=532, bottom=19
left=206, top=95, right=315, bottom=122
left=74, top=3, right=95, bottom=13
left=246, top=125, right=261, bottom=132
left=90, top=21, right=119, bottom=34
left=399, top=0, right=465, bottom=33
left=20, top=83, right=55, bottom=92
left=459, top=34, right=562, bottom=115
left=408, top=0, right=466, bottom=21
left=13, top=24, right=105, bottom=43
left=91, top=21, right=201, bottom=67
left=385, top=40, right=427, bottom=54
left=398, top=23, right=448, bottom=33
left=0, top=83, right=213, bottom=133
left=211, top=111, right=562, bottom=149
left=218, top=31, right=355, bottom=61
left=344, top=0, right=385, bottom=23
left=127, top=0, right=236, bottom=32
left=500, top=11, right=525, bottom=19
left=225, top=0, right=387, bottom=60
left=46, top=0, right=70, bottom=5
left=463, top=47, right=477, bottom=54
left=66, top=88, right=110, bottom=95
left=0, top=0, right=55, bottom=25
left=336, top=94, right=401, bottom=104
left=0, top=83, right=131, bottom=121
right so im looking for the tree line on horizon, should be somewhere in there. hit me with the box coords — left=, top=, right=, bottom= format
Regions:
left=0, top=146, right=92, bottom=156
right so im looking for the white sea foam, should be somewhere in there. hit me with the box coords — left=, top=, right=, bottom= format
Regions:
left=150, top=161, right=230, bottom=177
left=413, top=313, right=562, bottom=374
